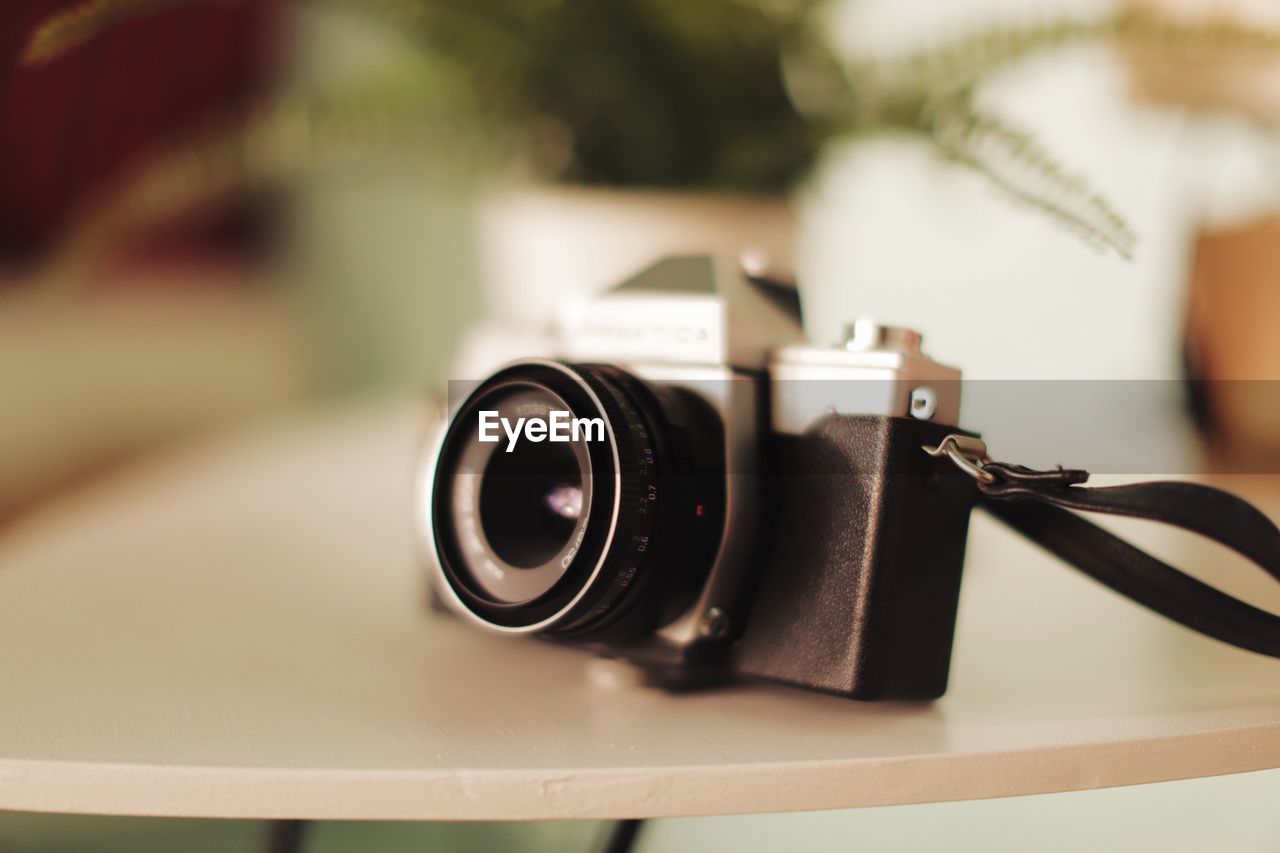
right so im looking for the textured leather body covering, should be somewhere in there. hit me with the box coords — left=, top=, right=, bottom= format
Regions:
left=736, top=415, right=978, bottom=700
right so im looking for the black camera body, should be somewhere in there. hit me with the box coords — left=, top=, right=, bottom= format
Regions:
left=738, top=414, right=977, bottom=699
left=419, top=256, right=978, bottom=701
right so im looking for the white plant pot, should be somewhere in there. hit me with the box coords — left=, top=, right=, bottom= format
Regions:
left=452, top=185, right=795, bottom=378
left=477, top=185, right=794, bottom=324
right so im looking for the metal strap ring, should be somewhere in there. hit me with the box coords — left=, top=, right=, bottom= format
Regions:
left=922, top=434, right=996, bottom=484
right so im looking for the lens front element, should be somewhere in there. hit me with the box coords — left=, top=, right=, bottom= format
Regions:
left=430, top=361, right=660, bottom=634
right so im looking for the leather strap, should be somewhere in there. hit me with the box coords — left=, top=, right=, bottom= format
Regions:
left=974, top=461, right=1280, bottom=659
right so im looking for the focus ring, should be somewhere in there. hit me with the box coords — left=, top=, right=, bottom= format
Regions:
left=550, top=364, right=662, bottom=635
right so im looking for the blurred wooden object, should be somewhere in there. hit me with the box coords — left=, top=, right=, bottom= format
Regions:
left=1185, top=215, right=1280, bottom=458
left=1121, top=0, right=1280, bottom=459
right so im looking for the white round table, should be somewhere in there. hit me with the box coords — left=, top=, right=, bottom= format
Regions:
left=0, top=404, right=1277, bottom=819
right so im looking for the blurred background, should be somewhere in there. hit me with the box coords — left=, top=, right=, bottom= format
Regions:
left=7, top=0, right=1280, bottom=516
left=3, top=0, right=1280, bottom=848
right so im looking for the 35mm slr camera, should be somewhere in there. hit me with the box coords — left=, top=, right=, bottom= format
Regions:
left=417, top=256, right=979, bottom=700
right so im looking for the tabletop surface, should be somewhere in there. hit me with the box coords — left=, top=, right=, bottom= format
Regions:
left=0, top=404, right=1278, bottom=820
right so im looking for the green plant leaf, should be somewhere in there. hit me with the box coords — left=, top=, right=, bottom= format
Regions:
left=927, top=96, right=1137, bottom=259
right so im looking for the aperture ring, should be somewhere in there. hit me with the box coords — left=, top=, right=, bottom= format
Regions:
left=546, top=364, right=663, bottom=635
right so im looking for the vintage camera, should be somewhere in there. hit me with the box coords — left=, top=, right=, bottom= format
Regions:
left=417, top=255, right=979, bottom=700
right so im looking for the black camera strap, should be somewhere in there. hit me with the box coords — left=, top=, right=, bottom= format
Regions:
left=926, top=435, right=1280, bottom=659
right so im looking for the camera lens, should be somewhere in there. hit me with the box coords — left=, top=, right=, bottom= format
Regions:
left=436, top=381, right=593, bottom=606
left=428, top=359, right=724, bottom=636
left=479, top=442, right=582, bottom=570
left=478, top=410, right=581, bottom=569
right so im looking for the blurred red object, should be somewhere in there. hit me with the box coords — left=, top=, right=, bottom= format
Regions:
left=0, top=0, right=284, bottom=267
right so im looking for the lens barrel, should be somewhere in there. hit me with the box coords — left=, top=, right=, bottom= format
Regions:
left=430, top=360, right=722, bottom=638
